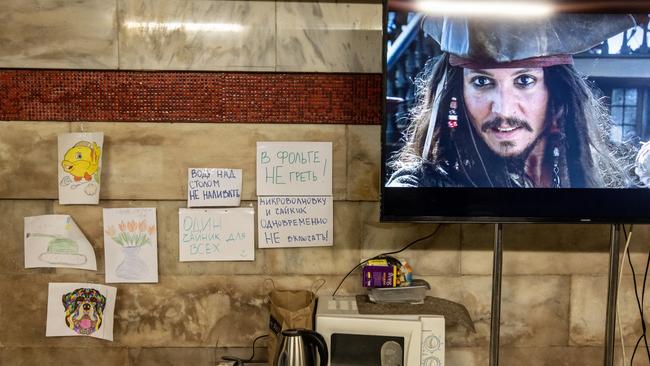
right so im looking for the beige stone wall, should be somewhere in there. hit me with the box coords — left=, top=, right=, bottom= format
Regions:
left=2, top=121, right=650, bottom=365
left=2, top=1, right=650, bottom=365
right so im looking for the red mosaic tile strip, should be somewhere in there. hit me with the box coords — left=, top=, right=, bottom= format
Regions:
left=0, top=70, right=382, bottom=124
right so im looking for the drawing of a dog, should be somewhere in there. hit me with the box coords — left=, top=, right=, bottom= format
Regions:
left=62, top=288, right=106, bottom=335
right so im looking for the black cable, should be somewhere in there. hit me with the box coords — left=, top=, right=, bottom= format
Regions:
left=623, top=226, right=641, bottom=364
left=633, top=334, right=644, bottom=365
left=639, top=228, right=650, bottom=364
left=623, top=225, right=650, bottom=365
left=246, top=334, right=268, bottom=362
left=221, top=334, right=269, bottom=365
left=331, top=225, right=442, bottom=297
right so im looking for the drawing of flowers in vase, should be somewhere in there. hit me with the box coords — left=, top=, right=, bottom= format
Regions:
left=105, top=220, right=155, bottom=280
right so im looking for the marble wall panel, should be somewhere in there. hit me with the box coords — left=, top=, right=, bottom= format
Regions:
left=118, top=0, right=275, bottom=71
left=347, top=125, right=380, bottom=201
left=276, top=2, right=382, bottom=73
left=0, top=200, right=53, bottom=275
left=69, top=122, right=347, bottom=200
left=570, top=275, right=650, bottom=347
left=0, top=0, right=387, bottom=73
left=0, top=347, right=128, bottom=366
left=0, top=0, right=118, bottom=69
left=0, top=122, right=70, bottom=199
left=418, top=275, right=570, bottom=348
left=361, top=202, right=461, bottom=275
left=459, top=223, right=646, bottom=275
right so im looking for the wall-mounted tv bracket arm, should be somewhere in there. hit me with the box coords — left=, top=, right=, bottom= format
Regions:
left=604, top=224, right=621, bottom=366
left=489, top=223, right=503, bottom=366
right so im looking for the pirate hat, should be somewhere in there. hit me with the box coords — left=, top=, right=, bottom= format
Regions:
left=422, top=14, right=637, bottom=68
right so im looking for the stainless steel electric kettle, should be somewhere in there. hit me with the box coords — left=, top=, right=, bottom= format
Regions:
left=275, top=328, right=328, bottom=366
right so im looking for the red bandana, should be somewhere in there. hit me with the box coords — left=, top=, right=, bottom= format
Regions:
left=449, top=54, right=574, bottom=69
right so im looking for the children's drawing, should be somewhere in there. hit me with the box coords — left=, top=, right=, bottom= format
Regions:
left=62, top=141, right=101, bottom=182
left=63, top=288, right=106, bottom=336
left=33, top=234, right=87, bottom=265
left=58, top=132, right=104, bottom=205
left=105, top=220, right=154, bottom=280
left=46, top=283, right=116, bottom=341
left=103, top=208, right=158, bottom=283
left=24, top=215, right=97, bottom=271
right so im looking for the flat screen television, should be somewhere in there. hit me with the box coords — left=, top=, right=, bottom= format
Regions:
left=381, top=1, right=650, bottom=222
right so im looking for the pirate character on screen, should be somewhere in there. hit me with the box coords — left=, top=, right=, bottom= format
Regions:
left=387, top=14, right=643, bottom=188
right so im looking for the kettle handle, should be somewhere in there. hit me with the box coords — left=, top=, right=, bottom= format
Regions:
left=300, top=330, right=329, bottom=366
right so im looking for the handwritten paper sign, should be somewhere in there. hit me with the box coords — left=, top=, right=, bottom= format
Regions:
left=24, top=215, right=97, bottom=271
left=46, top=283, right=117, bottom=341
left=179, top=208, right=255, bottom=261
left=258, top=196, right=333, bottom=248
left=256, top=142, right=332, bottom=196
left=58, top=132, right=103, bottom=205
left=187, top=168, right=242, bottom=207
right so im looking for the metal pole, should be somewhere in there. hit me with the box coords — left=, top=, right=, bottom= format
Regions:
left=604, top=224, right=621, bottom=366
left=489, top=223, right=503, bottom=366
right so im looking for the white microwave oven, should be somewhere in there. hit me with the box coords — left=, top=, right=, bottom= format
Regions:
left=315, top=296, right=445, bottom=366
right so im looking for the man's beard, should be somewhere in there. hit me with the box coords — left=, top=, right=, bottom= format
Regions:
left=479, top=116, right=543, bottom=167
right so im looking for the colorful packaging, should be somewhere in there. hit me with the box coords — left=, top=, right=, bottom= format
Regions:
left=367, top=259, right=389, bottom=266
left=398, top=259, right=413, bottom=287
left=362, top=265, right=397, bottom=288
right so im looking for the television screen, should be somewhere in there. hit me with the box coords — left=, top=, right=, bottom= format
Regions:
left=381, top=1, right=650, bottom=222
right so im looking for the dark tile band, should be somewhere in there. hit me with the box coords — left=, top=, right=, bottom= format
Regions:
left=0, top=70, right=382, bottom=124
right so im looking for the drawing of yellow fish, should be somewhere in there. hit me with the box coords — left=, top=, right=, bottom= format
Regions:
left=61, top=141, right=101, bottom=182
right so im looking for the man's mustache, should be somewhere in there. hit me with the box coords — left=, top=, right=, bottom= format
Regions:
left=480, top=117, right=533, bottom=133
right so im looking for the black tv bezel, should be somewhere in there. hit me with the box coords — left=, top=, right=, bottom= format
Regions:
left=379, top=2, right=650, bottom=223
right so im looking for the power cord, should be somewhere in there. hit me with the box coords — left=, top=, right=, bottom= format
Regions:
left=638, top=246, right=650, bottom=362
left=331, top=225, right=442, bottom=297
left=632, top=243, right=650, bottom=362
left=624, top=224, right=650, bottom=365
left=220, top=334, right=268, bottom=365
